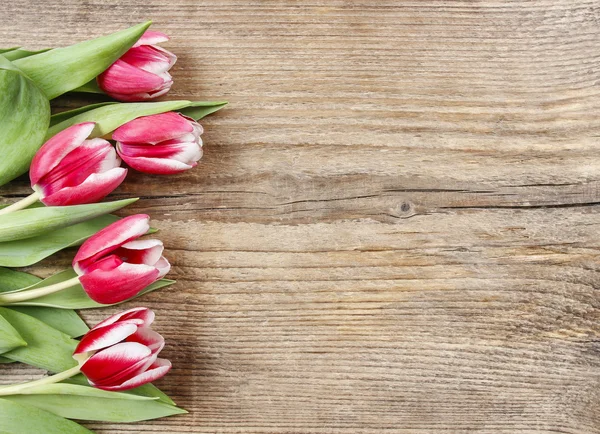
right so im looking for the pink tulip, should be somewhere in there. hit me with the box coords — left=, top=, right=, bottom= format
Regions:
left=30, top=122, right=127, bottom=206
left=74, top=307, right=171, bottom=391
left=113, top=112, right=203, bottom=175
left=97, top=31, right=176, bottom=102
left=73, top=214, right=170, bottom=304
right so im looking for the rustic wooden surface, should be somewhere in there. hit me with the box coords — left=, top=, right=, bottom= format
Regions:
left=2, top=1, right=600, bottom=432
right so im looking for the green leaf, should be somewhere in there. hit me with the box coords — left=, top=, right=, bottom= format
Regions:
left=6, top=268, right=175, bottom=309
left=0, top=198, right=137, bottom=242
left=13, top=21, right=151, bottom=99
left=0, top=356, right=14, bottom=363
left=0, top=307, right=78, bottom=372
left=8, top=307, right=88, bottom=338
left=0, top=310, right=26, bottom=354
left=47, top=100, right=229, bottom=139
left=0, top=213, right=120, bottom=267
left=179, top=100, right=228, bottom=120
left=65, top=374, right=176, bottom=405
left=0, top=267, right=41, bottom=291
left=50, top=102, right=116, bottom=127
left=0, top=399, right=92, bottom=433
left=73, top=79, right=104, bottom=94
left=3, top=383, right=185, bottom=422
left=10, top=383, right=154, bottom=401
left=2, top=48, right=50, bottom=61
left=0, top=55, right=51, bottom=187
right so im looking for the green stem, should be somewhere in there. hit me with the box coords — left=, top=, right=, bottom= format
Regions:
left=0, top=276, right=81, bottom=304
left=0, top=365, right=81, bottom=395
left=0, top=191, right=41, bottom=215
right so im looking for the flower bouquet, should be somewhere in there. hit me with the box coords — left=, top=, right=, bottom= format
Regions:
left=0, top=21, right=225, bottom=432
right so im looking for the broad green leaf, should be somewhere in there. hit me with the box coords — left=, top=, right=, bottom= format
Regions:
left=73, top=79, right=104, bottom=94
left=3, top=384, right=185, bottom=422
left=0, top=47, right=19, bottom=53
left=0, top=310, right=26, bottom=354
left=0, top=399, right=92, bottom=433
left=2, top=48, right=50, bottom=61
left=0, top=267, right=41, bottom=291
left=0, top=55, right=51, bottom=186
left=129, top=382, right=177, bottom=405
left=8, top=307, right=88, bottom=338
left=65, top=374, right=176, bottom=405
left=47, top=100, right=229, bottom=139
left=0, top=198, right=137, bottom=242
left=0, top=356, right=14, bottom=363
left=0, top=307, right=78, bottom=372
left=179, top=100, right=228, bottom=120
left=9, top=383, right=153, bottom=401
left=50, top=102, right=116, bottom=127
left=14, top=21, right=150, bottom=99
left=0, top=213, right=120, bottom=267
left=6, top=268, right=175, bottom=309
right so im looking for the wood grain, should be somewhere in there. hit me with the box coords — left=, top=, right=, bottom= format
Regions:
left=2, top=1, right=600, bottom=432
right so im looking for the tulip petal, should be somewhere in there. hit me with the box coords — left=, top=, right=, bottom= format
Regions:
left=155, top=256, right=171, bottom=278
left=151, top=45, right=177, bottom=69
left=41, top=167, right=127, bottom=206
left=120, top=45, right=175, bottom=75
left=30, top=123, right=95, bottom=186
left=85, top=254, right=123, bottom=273
left=121, top=155, right=196, bottom=175
left=74, top=321, right=138, bottom=354
left=134, top=31, right=169, bottom=47
left=73, top=214, right=150, bottom=273
left=117, top=239, right=164, bottom=266
left=36, top=139, right=117, bottom=196
left=95, top=358, right=171, bottom=391
left=126, top=327, right=165, bottom=353
left=93, top=307, right=155, bottom=330
left=105, top=86, right=171, bottom=102
left=98, top=59, right=167, bottom=95
left=113, top=112, right=193, bottom=145
left=81, top=342, right=151, bottom=384
left=92, top=351, right=157, bottom=387
left=79, top=262, right=161, bottom=304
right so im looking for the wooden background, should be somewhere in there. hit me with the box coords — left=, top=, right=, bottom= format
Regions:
left=2, top=1, right=600, bottom=432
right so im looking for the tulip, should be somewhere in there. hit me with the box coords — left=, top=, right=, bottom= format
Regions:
left=74, top=307, right=171, bottom=391
left=97, top=31, right=176, bottom=102
left=73, top=214, right=170, bottom=304
left=113, top=112, right=203, bottom=175
left=0, top=122, right=127, bottom=215
left=0, top=307, right=171, bottom=394
left=0, top=214, right=170, bottom=305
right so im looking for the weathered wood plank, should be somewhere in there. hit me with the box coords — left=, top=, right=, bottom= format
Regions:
left=1, top=1, right=600, bottom=433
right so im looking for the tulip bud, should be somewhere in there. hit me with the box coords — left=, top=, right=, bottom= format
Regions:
left=74, top=307, right=171, bottom=391
left=73, top=214, right=171, bottom=304
left=113, top=112, right=203, bottom=175
left=30, top=122, right=127, bottom=206
left=97, top=31, right=176, bottom=102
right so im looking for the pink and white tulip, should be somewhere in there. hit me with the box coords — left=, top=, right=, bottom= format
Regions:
left=74, top=307, right=171, bottom=391
left=30, top=122, right=127, bottom=206
left=113, top=112, right=203, bottom=175
left=73, top=214, right=170, bottom=304
left=97, top=31, right=176, bottom=102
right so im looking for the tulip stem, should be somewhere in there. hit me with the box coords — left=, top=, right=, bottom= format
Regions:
left=0, top=276, right=81, bottom=304
left=0, top=365, right=81, bottom=396
left=0, top=192, right=41, bottom=216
